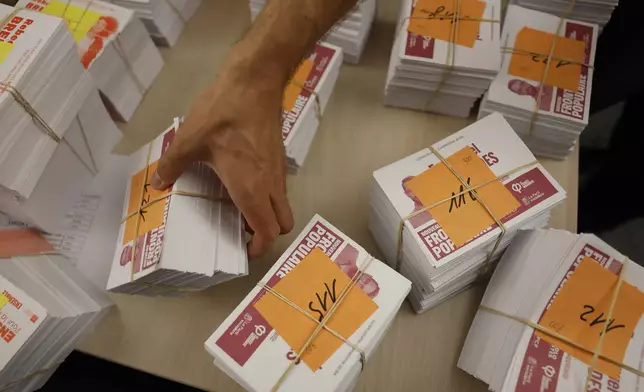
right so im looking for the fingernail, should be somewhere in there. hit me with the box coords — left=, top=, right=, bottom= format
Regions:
left=151, top=171, right=166, bottom=189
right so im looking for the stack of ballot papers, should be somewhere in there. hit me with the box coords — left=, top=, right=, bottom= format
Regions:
left=478, top=5, right=598, bottom=159
left=383, top=0, right=501, bottom=118
left=249, top=0, right=376, bottom=64
left=510, top=0, right=618, bottom=28
left=458, top=229, right=644, bottom=391
left=0, top=151, right=131, bottom=291
left=0, top=6, right=121, bottom=233
left=106, top=119, right=248, bottom=296
left=108, top=0, right=201, bottom=47
left=282, top=43, right=342, bottom=172
left=205, top=214, right=411, bottom=392
left=18, top=0, right=164, bottom=122
left=0, top=228, right=112, bottom=392
left=369, top=112, right=567, bottom=313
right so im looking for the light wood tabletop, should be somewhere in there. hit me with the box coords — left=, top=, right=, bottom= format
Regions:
left=78, top=1, right=579, bottom=390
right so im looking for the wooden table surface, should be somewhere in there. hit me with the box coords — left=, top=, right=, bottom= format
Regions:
left=78, top=1, right=579, bottom=390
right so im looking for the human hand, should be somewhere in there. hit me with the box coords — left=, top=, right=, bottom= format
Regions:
left=151, top=44, right=294, bottom=258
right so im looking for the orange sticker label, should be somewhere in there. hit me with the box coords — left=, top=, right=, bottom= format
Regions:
left=508, top=27, right=586, bottom=92
left=283, top=58, right=314, bottom=112
left=406, top=147, right=520, bottom=247
left=123, top=160, right=170, bottom=245
left=0, top=228, right=54, bottom=258
left=407, top=0, right=486, bottom=48
left=538, top=257, right=644, bottom=379
left=254, top=248, right=379, bottom=371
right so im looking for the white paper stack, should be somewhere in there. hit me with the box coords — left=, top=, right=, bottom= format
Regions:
left=205, top=214, right=411, bottom=392
left=510, top=0, right=618, bottom=29
left=0, top=151, right=131, bottom=290
left=0, top=6, right=121, bottom=233
left=479, top=6, right=598, bottom=159
left=459, top=229, right=644, bottom=391
left=383, top=0, right=501, bottom=118
left=282, top=43, right=342, bottom=172
left=108, top=0, right=201, bottom=47
left=106, top=119, right=248, bottom=296
left=369, top=112, right=567, bottom=313
left=249, top=0, right=376, bottom=64
left=18, top=0, right=164, bottom=122
left=0, top=229, right=113, bottom=392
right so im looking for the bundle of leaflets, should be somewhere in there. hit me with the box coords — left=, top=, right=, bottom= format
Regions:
left=106, top=119, right=248, bottom=296
left=249, top=0, right=376, bottom=64
left=384, top=0, right=501, bottom=118
left=0, top=6, right=121, bottom=233
left=369, top=113, right=567, bottom=313
left=0, top=228, right=113, bottom=392
left=510, top=0, right=618, bottom=28
left=282, top=42, right=342, bottom=172
left=459, top=229, right=644, bottom=391
left=205, top=214, right=411, bottom=392
left=108, top=0, right=201, bottom=47
left=0, top=151, right=131, bottom=291
left=478, top=5, right=598, bottom=159
left=18, top=0, right=165, bottom=122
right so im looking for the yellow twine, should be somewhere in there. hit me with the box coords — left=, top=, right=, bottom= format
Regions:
left=287, top=80, right=322, bottom=122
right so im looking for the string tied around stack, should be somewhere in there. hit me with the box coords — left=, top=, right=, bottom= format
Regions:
left=501, top=0, right=593, bottom=138
left=58, top=0, right=148, bottom=95
left=0, top=9, right=98, bottom=177
left=395, top=0, right=500, bottom=110
left=119, top=118, right=227, bottom=291
left=256, top=255, right=376, bottom=392
left=479, top=257, right=644, bottom=388
left=394, top=146, right=539, bottom=277
left=287, top=79, right=322, bottom=122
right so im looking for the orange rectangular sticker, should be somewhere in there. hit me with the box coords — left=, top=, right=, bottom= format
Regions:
left=538, top=257, right=644, bottom=379
left=254, top=248, right=379, bottom=371
left=0, top=228, right=54, bottom=258
left=407, top=0, right=486, bottom=48
left=283, top=58, right=314, bottom=112
left=508, top=27, right=586, bottom=91
left=123, top=160, right=170, bottom=245
left=406, top=147, right=520, bottom=247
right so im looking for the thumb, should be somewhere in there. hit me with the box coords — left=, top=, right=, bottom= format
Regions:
left=151, top=132, right=199, bottom=190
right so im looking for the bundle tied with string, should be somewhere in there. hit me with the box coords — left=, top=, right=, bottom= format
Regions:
left=255, top=255, right=376, bottom=392
left=206, top=214, right=412, bottom=391
left=35, top=0, right=148, bottom=95
left=472, top=251, right=644, bottom=391
left=114, top=118, right=224, bottom=292
left=395, top=145, right=539, bottom=278
left=500, top=0, right=594, bottom=138
left=0, top=8, right=99, bottom=178
left=384, top=0, right=500, bottom=116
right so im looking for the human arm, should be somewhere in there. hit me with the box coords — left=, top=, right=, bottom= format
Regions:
left=151, top=0, right=359, bottom=258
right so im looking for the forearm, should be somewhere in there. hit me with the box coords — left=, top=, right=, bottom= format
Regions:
left=234, top=0, right=359, bottom=87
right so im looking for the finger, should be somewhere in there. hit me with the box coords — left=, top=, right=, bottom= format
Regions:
left=152, top=125, right=204, bottom=190
left=271, top=190, right=294, bottom=235
left=231, top=186, right=280, bottom=258
left=244, top=219, right=254, bottom=235
left=245, top=198, right=281, bottom=258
